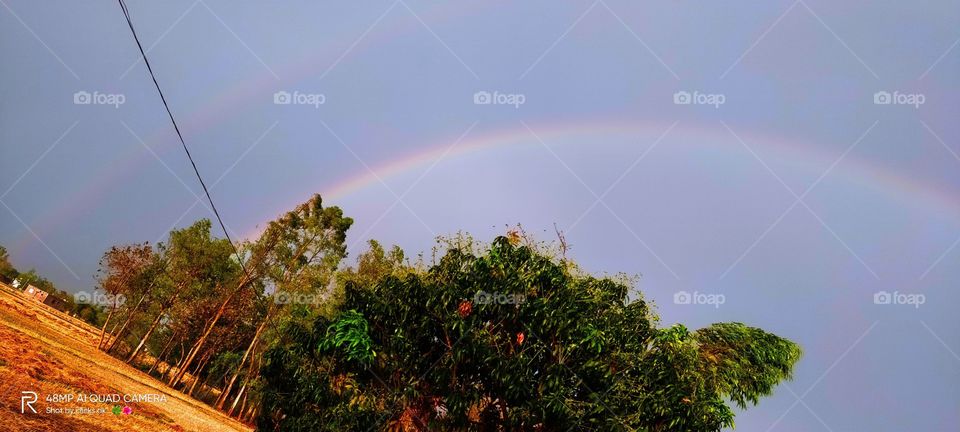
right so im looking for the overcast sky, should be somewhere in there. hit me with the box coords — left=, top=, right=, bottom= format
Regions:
left=1, top=1, right=958, bottom=430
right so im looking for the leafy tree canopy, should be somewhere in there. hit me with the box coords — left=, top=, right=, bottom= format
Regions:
left=0, top=244, right=18, bottom=282
left=257, top=235, right=801, bottom=431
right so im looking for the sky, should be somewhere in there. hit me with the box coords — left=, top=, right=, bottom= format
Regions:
left=1, top=0, right=958, bottom=430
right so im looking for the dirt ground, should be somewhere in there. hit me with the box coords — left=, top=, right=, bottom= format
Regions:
left=0, top=283, right=252, bottom=432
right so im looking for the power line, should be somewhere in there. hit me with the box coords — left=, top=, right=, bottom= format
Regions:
left=117, top=0, right=250, bottom=278
left=117, top=1, right=288, bottom=352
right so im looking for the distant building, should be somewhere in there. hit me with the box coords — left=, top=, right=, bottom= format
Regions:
left=23, top=285, right=70, bottom=313
left=24, top=284, right=48, bottom=302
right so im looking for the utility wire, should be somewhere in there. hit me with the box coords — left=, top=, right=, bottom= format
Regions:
left=117, top=1, right=289, bottom=354
left=117, top=0, right=251, bottom=278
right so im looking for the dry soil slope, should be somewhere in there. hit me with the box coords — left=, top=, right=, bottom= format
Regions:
left=0, top=283, right=252, bottom=432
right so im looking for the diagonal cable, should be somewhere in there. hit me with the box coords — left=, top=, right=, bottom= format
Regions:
left=117, top=0, right=251, bottom=279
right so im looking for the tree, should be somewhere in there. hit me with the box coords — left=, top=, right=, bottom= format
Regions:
left=94, top=242, right=156, bottom=349
left=216, top=194, right=353, bottom=411
left=15, top=269, right=55, bottom=292
left=164, top=220, right=243, bottom=387
left=126, top=220, right=233, bottom=364
left=258, top=236, right=801, bottom=431
left=0, top=244, right=18, bottom=283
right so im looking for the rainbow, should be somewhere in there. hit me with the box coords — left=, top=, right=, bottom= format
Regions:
left=317, top=121, right=958, bottom=208
left=14, top=0, right=959, bottom=248
left=15, top=119, right=959, bottom=252
left=249, top=119, right=960, bottom=239
left=10, top=1, right=488, bottom=251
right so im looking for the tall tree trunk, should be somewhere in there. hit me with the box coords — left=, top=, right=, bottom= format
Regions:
left=188, top=352, right=211, bottom=396
left=228, top=348, right=261, bottom=416
left=107, top=292, right=148, bottom=352
left=103, top=316, right=124, bottom=349
left=171, top=276, right=252, bottom=387
left=129, top=282, right=184, bottom=362
left=97, top=300, right=118, bottom=349
left=217, top=317, right=267, bottom=409
left=147, top=330, right=177, bottom=372
left=228, top=381, right=246, bottom=417
left=234, top=391, right=248, bottom=419
left=170, top=334, right=203, bottom=387
left=127, top=309, right=164, bottom=363
left=164, top=342, right=186, bottom=381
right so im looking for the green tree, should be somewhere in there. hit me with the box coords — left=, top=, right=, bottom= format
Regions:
left=0, top=244, right=18, bottom=283
left=216, top=194, right=353, bottom=413
left=15, top=269, right=56, bottom=293
left=95, top=242, right=157, bottom=349
left=258, top=236, right=801, bottom=431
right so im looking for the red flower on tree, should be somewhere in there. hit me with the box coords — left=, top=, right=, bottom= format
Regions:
left=458, top=300, right=473, bottom=318
left=516, top=331, right=525, bottom=345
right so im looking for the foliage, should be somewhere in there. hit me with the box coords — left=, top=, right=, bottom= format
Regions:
left=318, top=309, right=375, bottom=366
left=0, top=244, right=18, bottom=283
left=15, top=269, right=55, bottom=292
left=258, top=236, right=801, bottom=431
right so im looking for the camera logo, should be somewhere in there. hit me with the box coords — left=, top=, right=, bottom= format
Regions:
left=873, top=91, right=924, bottom=108
left=873, top=91, right=891, bottom=105
left=873, top=291, right=925, bottom=308
left=473, top=90, right=525, bottom=108
left=21, top=391, right=37, bottom=414
left=74, top=91, right=125, bottom=108
left=274, top=291, right=292, bottom=305
left=673, top=90, right=725, bottom=108
left=74, top=91, right=91, bottom=105
left=673, top=290, right=725, bottom=308
left=474, top=91, right=491, bottom=105
left=274, top=90, right=325, bottom=108
left=274, top=91, right=291, bottom=105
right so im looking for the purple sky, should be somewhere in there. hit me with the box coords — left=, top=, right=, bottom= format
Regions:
left=1, top=1, right=958, bottom=430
